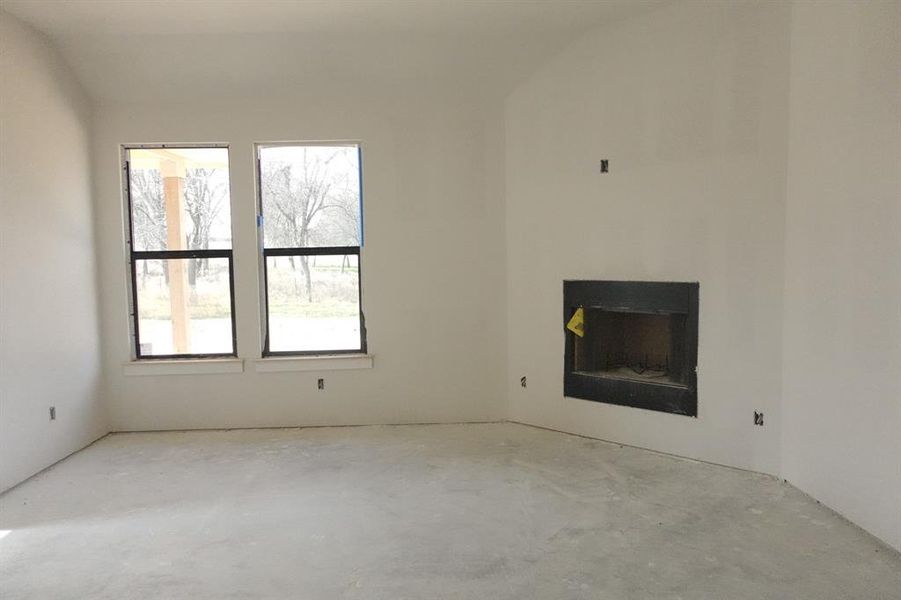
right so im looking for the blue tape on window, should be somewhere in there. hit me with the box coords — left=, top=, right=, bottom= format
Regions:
left=358, top=146, right=364, bottom=247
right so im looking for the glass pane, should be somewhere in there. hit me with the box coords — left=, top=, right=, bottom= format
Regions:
left=259, top=145, right=361, bottom=248
left=128, top=147, right=232, bottom=251
left=266, top=254, right=361, bottom=352
left=135, top=257, right=233, bottom=356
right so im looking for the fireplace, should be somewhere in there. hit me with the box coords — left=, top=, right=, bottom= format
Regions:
left=564, top=281, right=698, bottom=416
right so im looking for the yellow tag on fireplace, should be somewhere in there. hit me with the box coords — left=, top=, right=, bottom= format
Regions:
left=566, top=307, right=585, bottom=337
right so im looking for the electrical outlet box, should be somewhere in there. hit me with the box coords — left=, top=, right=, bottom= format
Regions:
left=520, top=376, right=527, bottom=388
left=754, top=411, right=764, bottom=426
left=317, top=378, right=325, bottom=390
left=49, top=406, right=56, bottom=421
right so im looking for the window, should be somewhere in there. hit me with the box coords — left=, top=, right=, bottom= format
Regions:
left=124, top=146, right=236, bottom=358
left=257, top=143, right=365, bottom=355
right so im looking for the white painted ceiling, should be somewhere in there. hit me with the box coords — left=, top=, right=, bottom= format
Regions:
left=3, top=0, right=668, bottom=104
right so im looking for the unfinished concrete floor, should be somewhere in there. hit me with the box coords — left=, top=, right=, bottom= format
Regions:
left=1, top=423, right=899, bottom=599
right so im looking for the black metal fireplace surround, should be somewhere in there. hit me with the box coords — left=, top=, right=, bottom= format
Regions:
left=564, top=280, right=699, bottom=416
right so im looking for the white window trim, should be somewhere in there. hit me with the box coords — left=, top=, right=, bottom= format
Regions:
left=123, top=358, right=244, bottom=376
left=254, top=354, right=373, bottom=373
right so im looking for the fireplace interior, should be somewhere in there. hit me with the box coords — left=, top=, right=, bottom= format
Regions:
left=573, top=309, right=688, bottom=387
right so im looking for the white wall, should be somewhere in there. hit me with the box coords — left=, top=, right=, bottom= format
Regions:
left=92, top=90, right=507, bottom=430
left=0, top=12, right=106, bottom=491
left=782, top=0, right=901, bottom=551
left=504, top=1, right=791, bottom=474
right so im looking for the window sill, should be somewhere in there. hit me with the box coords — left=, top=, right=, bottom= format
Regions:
left=254, top=354, right=373, bottom=373
left=122, top=358, right=244, bottom=376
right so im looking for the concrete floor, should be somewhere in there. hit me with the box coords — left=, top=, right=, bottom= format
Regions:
left=1, top=423, right=899, bottom=600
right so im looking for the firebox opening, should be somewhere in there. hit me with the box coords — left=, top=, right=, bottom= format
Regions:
left=572, top=308, right=688, bottom=388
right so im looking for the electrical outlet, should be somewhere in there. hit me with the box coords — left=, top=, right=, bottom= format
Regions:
left=520, top=376, right=527, bottom=388
left=49, top=406, right=56, bottom=421
left=599, top=159, right=609, bottom=173
left=317, top=378, right=325, bottom=390
left=754, top=411, right=764, bottom=426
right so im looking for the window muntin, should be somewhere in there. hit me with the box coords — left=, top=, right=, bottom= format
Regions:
left=125, top=146, right=236, bottom=358
left=257, top=143, right=365, bottom=355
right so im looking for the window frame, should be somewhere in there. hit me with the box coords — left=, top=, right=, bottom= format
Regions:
left=122, top=143, right=238, bottom=360
left=255, top=141, right=367, bottom=357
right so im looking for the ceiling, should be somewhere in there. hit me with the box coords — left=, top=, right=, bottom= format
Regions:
left=3, top=0, right=669, bottom=104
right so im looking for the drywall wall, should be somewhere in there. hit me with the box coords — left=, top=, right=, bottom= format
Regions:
left=503, top=0, right=900, bottom=551
left=92, top=88, right=507, bottom=430
left=0, top=12, right=106, bottom=491
left=782, top=0, right=901, bottom=551
left=504, top=1, right=791, bottom=474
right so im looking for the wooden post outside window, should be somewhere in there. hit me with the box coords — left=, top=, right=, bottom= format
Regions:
left=161, top=158, right=190, bottom=353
